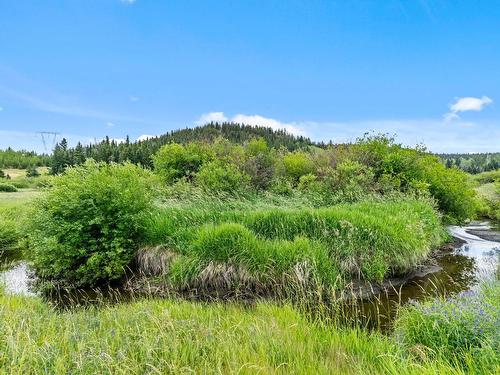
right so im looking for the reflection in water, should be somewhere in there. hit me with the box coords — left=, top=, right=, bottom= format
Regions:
left=353, top=222, right=499, bottom=329
left=0, top=262, right=35, bottom=296
left=1, top=222, right=499, bottom=326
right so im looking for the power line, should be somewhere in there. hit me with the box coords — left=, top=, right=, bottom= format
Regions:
left=37, top=132, right=60, bottom=153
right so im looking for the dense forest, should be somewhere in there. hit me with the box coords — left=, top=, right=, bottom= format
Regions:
left=0, top=148, right=50, bottom=169
left=2, top=123, right=500, bottom=176
left=441, top=152, right=500, bottom=174
left=50, top=123, right=315, bottom=173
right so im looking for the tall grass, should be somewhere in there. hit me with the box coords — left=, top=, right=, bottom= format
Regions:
left=0, top=290, right=490, bottom=374
left=139, top=194, right=447, bottom=294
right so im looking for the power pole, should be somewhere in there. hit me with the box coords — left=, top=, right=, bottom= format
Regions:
left=37, top=131, right=60, bottom=153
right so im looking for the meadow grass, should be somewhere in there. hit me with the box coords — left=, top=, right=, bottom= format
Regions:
left=0, top=290, right=491, bottom=375
left=1, top=167, right=49, bottom=180
left=0, top=189, right=39, bottom=259
left=140, top=194, right=447, bottom=293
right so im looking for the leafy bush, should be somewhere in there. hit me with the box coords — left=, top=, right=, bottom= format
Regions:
left=283, top=151, right=315, bottom=182
left=152, top=143, right=211, bottom=183
left=323, top=160, right=375, bottom=203
left=243, top=138, right=275, bottom=190
left=9, top=178, right=30, bottom=189
left=395, top=281, right=500, bottom=370
left=355, top=135, right=477, bottom=221
left=0, top=183, right=17, bottom=192
left=195, top=161, right=250, bottom=194
left=26, top=160, right=155, bottom=288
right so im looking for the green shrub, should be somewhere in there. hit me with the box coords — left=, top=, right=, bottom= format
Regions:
left=356, top=135, right=477, bottom=221
left=152, top=143, right=211, bottom=183
left=243, top=138, right=275, bottom=190
left=26, top=160, right=156, bottom=288
left=283, top=151, right=315, bottom=182
left=26, top=166, right=40, bottom=178
left=195, top=161, right=250, bottom=194
left=0, top=183, right=17, bottom=192
left=9, top=178, right=30, bottom=189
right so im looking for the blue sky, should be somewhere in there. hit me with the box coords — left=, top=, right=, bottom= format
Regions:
left=0, top=0, right=499, bottom=153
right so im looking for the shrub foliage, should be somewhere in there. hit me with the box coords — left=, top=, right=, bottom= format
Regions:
left=26, top=160, right=155, bottom=288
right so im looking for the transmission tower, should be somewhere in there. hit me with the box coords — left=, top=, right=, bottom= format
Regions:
left=37, top=132, right=60, bottom=153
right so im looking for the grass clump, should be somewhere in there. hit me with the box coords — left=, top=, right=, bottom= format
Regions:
left=395, top=280, right=500, bottom=372
left=140, top=195, right=446, bottom=293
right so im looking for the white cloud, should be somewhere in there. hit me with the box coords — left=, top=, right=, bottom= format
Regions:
left=195, top=112, right=306, bottom=136
left=231, top=114, right=306, bottom=136
left=444, top=96, right=493, bottom=121
left=195, top=111, right=228, bottom=125
left=120, top=0, right=136, bottom=4
left=107, top=122, right=116, bottom=127
left=137, top=134, right=156, bottom=141
left=129, top=96, right=139, bottom=102
left=0, top=106, right=3, bottom=111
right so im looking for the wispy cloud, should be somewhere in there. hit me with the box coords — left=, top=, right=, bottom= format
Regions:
left=444, top=96, right=493, bottom=121
left=107, top=122, right=116, bottom=128
left=137, top=134, right=156, bottom=141
left=120, top=0, right=136, bottom=4
left=195, top=112, right=306, bottom=136
left=0, top=85, right=148, bottom=124
left=129, top=96, right=139, bottom=102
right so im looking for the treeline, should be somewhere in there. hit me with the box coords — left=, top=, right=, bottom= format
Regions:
left=441, top=152, right=500, bottom=174
left=50, top=123, right=314, bottom=174
left=0, top=148, right=50, bottom=169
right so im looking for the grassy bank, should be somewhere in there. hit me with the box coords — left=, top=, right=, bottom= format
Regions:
left=139, top=195, right=447, bottom=294
left=0, top=290, right=495, bottom=375
left=472, top=169, right=500, bottom=222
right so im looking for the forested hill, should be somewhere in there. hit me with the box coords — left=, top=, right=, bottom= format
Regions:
left=0, top=148, right=50, bottom=169
left=439, top=152, right=500, bottom=174
left=50, top=123, right=316, bottom=173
